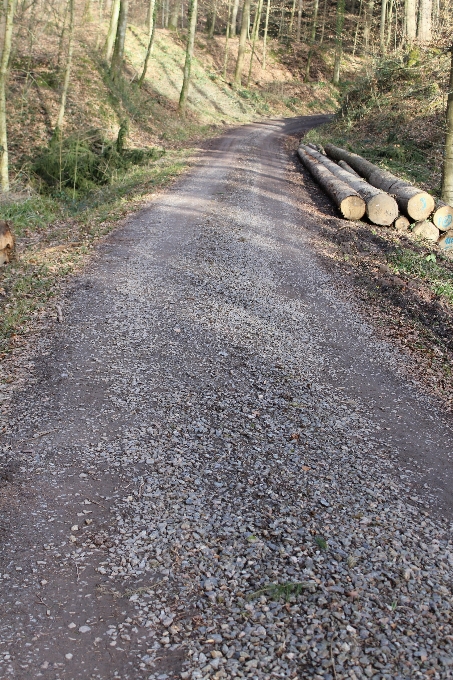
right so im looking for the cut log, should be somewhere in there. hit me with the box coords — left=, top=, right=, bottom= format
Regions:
left=394, top=215, right=411, bottom=231
left=324, top=143, right=435, bottom=221
left=299, top=144, right=398, bottom=226
left=432, top=201, right=453, bottom=231
left=306, top=142, right=319, bottom=151
left=0, top=221, right=14, bottom=265
left=412, top=220, right=439, bottom=242
left=338, top=160, right=361, bottom=177
left=438, top=230, right=453, bottom=257
left=297, top=147, right=366, bottom=220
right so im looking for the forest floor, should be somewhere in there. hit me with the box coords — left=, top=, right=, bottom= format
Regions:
left=1, top=115, right=453, bottom=680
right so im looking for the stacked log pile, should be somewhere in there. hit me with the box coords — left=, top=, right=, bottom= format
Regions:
left=297, top=142, right=453, bottom=256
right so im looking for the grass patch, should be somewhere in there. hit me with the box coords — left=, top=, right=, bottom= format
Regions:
left=248, top=581, right=315, bottom=602
left=388, top=249, right=453, bottom=304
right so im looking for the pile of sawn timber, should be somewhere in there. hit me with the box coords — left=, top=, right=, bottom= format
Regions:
left=298, top=142, right=453, bottom=256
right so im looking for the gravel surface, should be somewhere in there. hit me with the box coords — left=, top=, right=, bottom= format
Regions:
left=1, top=116, right=453, bottom=680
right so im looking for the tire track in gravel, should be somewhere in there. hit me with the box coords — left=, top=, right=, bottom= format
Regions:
left=1, top=116, right=453, bottom=680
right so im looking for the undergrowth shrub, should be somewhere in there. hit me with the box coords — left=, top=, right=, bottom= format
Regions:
left=32, top=127, right=164, bottom=195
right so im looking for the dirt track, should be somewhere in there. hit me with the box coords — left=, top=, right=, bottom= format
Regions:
left=1, top=116, right=453, bottom=680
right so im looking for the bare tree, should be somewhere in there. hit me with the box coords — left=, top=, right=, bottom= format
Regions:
left=179, top=0, right=198, bottom=113
left=55, top=0, right=75, bottom=134
left=379, top=0, right=386, bottom=53
left=110, top=0, right=128, bottom=81
left=0, top=0, right=16, bottom=192
left=247, top=0, right=263, bottom=86
left=305, top=0, right=319, bottom=79
left=105, top=0, right=120, bottom=60
left=404, top=0, right=416, bottom=41
left=363, top=0, right=374, bottom=51
left=139, top=0, right=157, bottom=87
left=333, top=0, right=345, bottom=83
left=442, top=47, right=453, bottom=204
left=262, top=0, right=270, bottom=68
left=234, top=0, right=251, bottom=85
left=230, top=0, right=240, bottom=35
left=417, top=0, right=431, bottom=42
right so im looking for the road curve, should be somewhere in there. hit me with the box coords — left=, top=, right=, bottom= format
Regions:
left=1, top=116, right=453, bottom=680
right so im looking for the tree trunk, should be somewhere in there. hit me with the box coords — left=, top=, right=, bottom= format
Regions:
left=379, top=0, right=386, bottom=53
left=433, top=201, right=453, bottom=231
left=417, top=0, right=431, bottom=42
left=55, top=0, right=75, bottom=133
left=262, top=0, right=270, bottom=68
left=405, top=0, right=416, bottom=41
left=139, top=0, right=157, bottom=87
left=352, top=0, right=362, bottom=54
left=338, top=159, right=360, bottom=176
left=233, top=0, right=251, bottom=85
left=247, top=0, right=263, bottom=86
left=442, top=48, right=453, bottom=205
left=105, top=0, right=120, bottom=60
left=288, top=0, right=297, bottom=32
left=223, top=0, right=232, bottom=77
left=300, top=144, right=398, bottom=225
left=325, top=143, right=435, bottom=220
left=168, top=0, right=181, bottom=29
left=305, top=0, right=319, bottom=79
left=178, top=0, right=198, bottom=113
left=146, top=0, right=156, bottom=37
left=413, top=220, right=439, bottom=241
left=319, top=0, right=328, bottom=44
left=297, top=148, right=366, bottom=220
left=0, top=0, right=16, bottom=193
left=230, top=0, right=240, bottom=36
left=296, top=0, right=302, bottom=41
left=363, top=0, right=374, bottom=51
left=207, top=0, right=218, bottom=36
left=332, top=0, right=345, bottom=84
left=110, top=0, right=128, bottom=81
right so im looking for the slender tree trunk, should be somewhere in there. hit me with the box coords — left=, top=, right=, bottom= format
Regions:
left=278, top=0, right=285, bottom=39
left=386, top=0, right=393, bottom=46
left=333, top=0, right=345, bottom=83
left=305, top=0, right=319, bottom=79
left=168, top=0, right=181, bottom=28
left=233, top=0, right=251, bottom=85
left=223, top=0, right=232, bottom=77
left=296, top=0, right=302, bottom=40
left=405, top=0, right=416, bottom=41
left=105, top=0, right=120, bottom=60
left=442, top=47, right=453, bottom=204
left=0, top=0, right=16, bottom=192
left=178, top=0, right=197, bottom=113
left=56, top=0, right=69, bottom=68
left=230, top=0, right=240, bottom=35
left=363, top=0, right=374, bottom=51
left=319, top=0, right=328, bottom=43
left=55, top=0, right=74, bottom=133
left=288, top=0, right=296, bottom=32
left=146, top=0, right=156, bottom=35
left=262, top=0, right=270, bottom=68
left=208, top=0, right=218, bottom=36
left=379, top=0, right=386, bottom=52
left=352, top=0, right=362, bottom=54
left=417, top=0, right=431, bottom=41
left=96, top=0, right=106, bottom=48
left=110, top=0, right=128, bottom=81
left=139, top=0, right=157, bottom=86
left=247, top=0, right=263, bottom=85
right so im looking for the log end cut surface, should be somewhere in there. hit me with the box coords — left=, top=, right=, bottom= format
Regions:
left=406, top=192, right=436, bottom=221
left=433, top=204, right=453, bottom=231
left=366, top=194, right=399, bottom=226
left=412, top=220, right=439, bottom=242
left=341, top=195, right=367, bottom=221
left=438, top=230, right=453, bottom=257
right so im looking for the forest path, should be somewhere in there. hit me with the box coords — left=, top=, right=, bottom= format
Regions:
left=1, top=116, right=453, bottom=680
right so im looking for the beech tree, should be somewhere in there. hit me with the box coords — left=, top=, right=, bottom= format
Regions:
left=105, top=0, right=120, bottom=60
left=0, top=0, right=17, bottom=192
left=55, top=0, right=75, bottom=134
left=234, top=0, right=251, bottom=85
left=442, top=47, right=453, bottom=204
left=110, top=0, right=129, bottom=81
left=179, top=0, right=198, bottom=113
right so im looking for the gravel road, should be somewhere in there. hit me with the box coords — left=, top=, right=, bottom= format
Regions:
left=1, top=116, right=453, bottom=680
